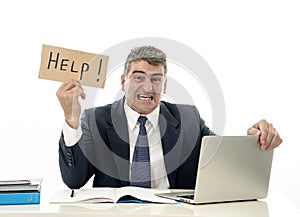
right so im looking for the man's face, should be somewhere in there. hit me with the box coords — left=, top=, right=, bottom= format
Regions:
left=121, top=60, right=167, bottom=115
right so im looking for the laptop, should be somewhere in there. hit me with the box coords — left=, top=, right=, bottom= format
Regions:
left=157, top=135, right=274, bottom=204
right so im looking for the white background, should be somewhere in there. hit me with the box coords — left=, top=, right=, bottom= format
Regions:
left=0, top=0, right=299, bottom=208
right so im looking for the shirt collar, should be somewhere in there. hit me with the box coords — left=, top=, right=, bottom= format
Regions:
left=124, top=100, right=160, bottom=131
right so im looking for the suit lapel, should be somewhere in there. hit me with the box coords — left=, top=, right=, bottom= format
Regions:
left=159, top=103, right=183, bottom=188
left=106, top=98, right=130, bottom=186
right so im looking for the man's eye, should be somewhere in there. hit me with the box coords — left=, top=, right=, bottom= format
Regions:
left=151, top=77, right=162, bottom=84
left=134, top=76, right=145, bottom=81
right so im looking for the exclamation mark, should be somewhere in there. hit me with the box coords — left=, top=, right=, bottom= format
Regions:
left=97, top=58, right=102, bottom=82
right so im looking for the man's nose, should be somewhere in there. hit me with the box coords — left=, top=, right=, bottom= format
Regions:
left=142, top=78, right=153, bottom=91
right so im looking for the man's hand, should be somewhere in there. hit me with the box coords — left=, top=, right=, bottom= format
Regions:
left=247, top=119, right=282, bottom=151
left=56, top=79, right=86, bottom=129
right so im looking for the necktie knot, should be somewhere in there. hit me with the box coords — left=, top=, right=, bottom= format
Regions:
left=137, top=116, right=147, bottom=136
left=138, top=116, right=147, bottom=126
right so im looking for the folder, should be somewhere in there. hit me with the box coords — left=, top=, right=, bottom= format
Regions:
left=0, top=192, right=40, bottom=205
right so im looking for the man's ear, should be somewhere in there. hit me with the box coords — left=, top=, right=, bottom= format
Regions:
left=163, top=78, right=167, bottom=94
left=121, top=74, right=125, bottom=91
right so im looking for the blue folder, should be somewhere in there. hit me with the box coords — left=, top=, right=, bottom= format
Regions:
left=0, top=192, right=40, bottom=205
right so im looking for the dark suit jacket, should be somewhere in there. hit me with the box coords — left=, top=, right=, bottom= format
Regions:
left=59, top=98, right=214, bottom=189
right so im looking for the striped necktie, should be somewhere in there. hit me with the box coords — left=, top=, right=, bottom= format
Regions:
left=130, top=116, right=151, bottom=188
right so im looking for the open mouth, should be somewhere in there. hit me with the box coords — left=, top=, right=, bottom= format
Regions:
left=137, top=94, right=153, bottom=100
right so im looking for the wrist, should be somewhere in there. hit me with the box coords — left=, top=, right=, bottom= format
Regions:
left=65, top=118, right=79, bottom=129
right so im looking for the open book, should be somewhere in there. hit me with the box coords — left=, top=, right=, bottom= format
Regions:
left=51, top=186, right=176, bottom=204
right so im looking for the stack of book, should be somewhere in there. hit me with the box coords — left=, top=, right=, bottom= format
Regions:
left=0, top=179, right=42, bottom=205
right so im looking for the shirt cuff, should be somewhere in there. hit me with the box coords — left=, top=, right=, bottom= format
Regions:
left=62, top=121, right=82, bottom=147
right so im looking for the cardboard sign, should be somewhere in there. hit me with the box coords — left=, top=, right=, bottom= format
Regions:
left=38, top=44, right=108, bottom=88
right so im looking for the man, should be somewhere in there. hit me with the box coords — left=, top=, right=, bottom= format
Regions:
left=57, top=46, right=282, bottom=189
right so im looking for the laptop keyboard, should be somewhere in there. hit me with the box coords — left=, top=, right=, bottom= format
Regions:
left=180, top=194, right=194, bottom=199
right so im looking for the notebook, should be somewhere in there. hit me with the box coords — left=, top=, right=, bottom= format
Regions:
left=0, top=179, right=42, bottom=192
left=157, top=135, right=274, bottom=204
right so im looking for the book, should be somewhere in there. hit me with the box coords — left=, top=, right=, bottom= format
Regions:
left=51, top=186, right=177, bottom=204
left=0, top=179, right=42, bottom=205
left=0, top=180, right=31, bottom=185
left=0, top=179, right=42, bottom=192
left=0, top=192, right=40, bottom=205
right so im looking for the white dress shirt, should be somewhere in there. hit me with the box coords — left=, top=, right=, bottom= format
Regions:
left=124, top=103, right=169, bottom=188
left=63, top=103, right=170, bottom=189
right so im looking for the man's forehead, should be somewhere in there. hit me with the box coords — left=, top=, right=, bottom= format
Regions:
left=129, top=61, right=164, bottom=74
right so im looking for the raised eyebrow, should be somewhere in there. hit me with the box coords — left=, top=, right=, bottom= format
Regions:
left=151, top=73, right=164, bottom=77
left=132, top=70, right=146, bottom=74
left=132, top=71, right=163, bottom=77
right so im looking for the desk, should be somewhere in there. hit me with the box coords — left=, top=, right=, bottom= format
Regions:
left=0, top=193, right=299, bottom=217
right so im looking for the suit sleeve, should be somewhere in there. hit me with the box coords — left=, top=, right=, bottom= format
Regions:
left=192, top=106, right=216, bottom=136
left=172, top=105, right=215, bottom=188
left=58, top=110, right=95, bottom=189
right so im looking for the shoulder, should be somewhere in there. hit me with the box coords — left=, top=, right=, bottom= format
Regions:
left=83, top=103, right=112, bottom=117
left=82, top=98, right=125, bottom=124
left=160, top=101, right=214, bottom=136
left=84, top=98, right=123, bottom=116
left=160, top=101, right=199, bottom=116
left=161, top=101, right=197, bottom=109
left=160, top=101, right=202, bottom=128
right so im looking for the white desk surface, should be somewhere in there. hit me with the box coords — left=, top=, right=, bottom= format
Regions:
left=0, top=192, right=299, bottom=217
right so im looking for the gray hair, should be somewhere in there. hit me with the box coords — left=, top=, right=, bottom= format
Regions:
left=123, top=46, right=167, bottom=76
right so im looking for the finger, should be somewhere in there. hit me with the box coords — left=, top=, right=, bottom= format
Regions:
left=264, top=124, right=275, bottom=150
left=262, top=123, right=274, bottom=149
left=72, top=85, right=86, bottom=100
left=255, top=120, right=270, bottom=147
left=57, top=79, right=80, bottom=98
left=76, top=82, right=86, bottom=99
left=250, top=120, right=269, bottom=150
left=266, top=128, right=282, bottom=150
left=248, top=126, right=268, bottom=150
left=63, top=85, right=85, bottom=102
left=247, top=126, right=261, bottom=136
left=260, top=123, right=283, bottom=151
left=57, top=85, right=84, bottom=108
left=61, top=79, right=81, bottom=92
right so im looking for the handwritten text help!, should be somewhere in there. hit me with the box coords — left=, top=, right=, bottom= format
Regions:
left=39, top=44, right=108, bottom=88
